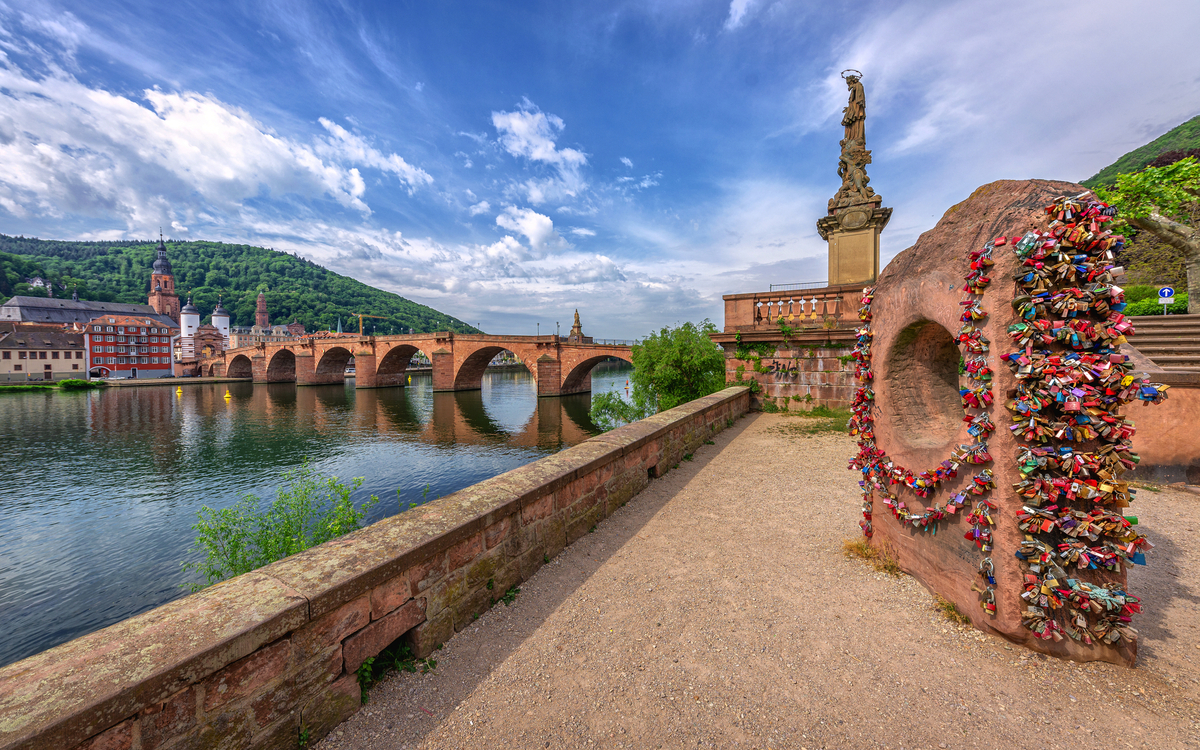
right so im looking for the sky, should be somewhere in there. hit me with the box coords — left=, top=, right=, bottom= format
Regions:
left=0, top=1, right=1198, bottom=338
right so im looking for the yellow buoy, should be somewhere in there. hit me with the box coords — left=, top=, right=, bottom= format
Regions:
left=224, top=391, right=231, bottom=400
left=176, top=387, right=182, bottom=396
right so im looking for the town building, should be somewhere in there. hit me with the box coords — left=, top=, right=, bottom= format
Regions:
left=146, top=237, right=181, bottom=322
left=0, top=322, right=86, bottom=382
left=178, top=297, right=231, bottom=359
left=84, top=314, right=179, bottom=379
left=229, top=324, right=302, bottom=348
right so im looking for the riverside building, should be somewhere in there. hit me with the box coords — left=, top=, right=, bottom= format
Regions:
left=0, top=322, right=86, bottom=382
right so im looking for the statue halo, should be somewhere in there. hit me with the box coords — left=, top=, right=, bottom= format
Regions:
left=840, top=69, right=863, bottom=80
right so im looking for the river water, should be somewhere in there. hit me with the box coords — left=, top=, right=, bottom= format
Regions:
left=0, top=362, right=632, bottom=667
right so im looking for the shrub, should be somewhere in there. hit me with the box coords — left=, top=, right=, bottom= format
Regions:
left=1125, top=293, right=1188, bottom=316
left=182, top=461, right=378, bottom=591
left=590, top=320, right=726, bottom=430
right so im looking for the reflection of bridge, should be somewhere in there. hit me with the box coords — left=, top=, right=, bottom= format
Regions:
left=194, top=333, right=632, bottom=397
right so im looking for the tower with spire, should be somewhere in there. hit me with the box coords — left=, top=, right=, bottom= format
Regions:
left=147, top=233, right=181, bottom=323
left=255, top=291, right=269, bottom=328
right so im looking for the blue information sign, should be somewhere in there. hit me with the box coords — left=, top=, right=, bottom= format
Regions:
left=1159, top=287, right=1176, bottom=299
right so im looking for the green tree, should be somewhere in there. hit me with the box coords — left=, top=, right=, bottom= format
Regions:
left=589, top=319, right=726, bottom=430
left=1097, top=156, right=1200, bottom=313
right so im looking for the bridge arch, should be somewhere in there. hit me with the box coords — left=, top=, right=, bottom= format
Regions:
left=227, top=354, right=253, bottom=379
left=374, top=344, right=429, bottom=388
left=266, top=348, right=296, bottom=383
left=453, top=346, right=533, bottom=391
left=315, top=346, right=354, bottom=384
left=561, top=354, right=633, bottom=395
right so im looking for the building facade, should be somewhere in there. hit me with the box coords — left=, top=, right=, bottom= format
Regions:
left=147, top=237, right=181, bottom=323
left=85, top=314, right=179, bottom=379
left=0, top=322, right=86, bottom=382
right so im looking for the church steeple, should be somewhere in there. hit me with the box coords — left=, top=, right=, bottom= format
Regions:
left=148, top=230, right=181, bottom=323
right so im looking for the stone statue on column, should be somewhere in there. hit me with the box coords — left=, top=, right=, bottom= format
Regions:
left=818, top=70, right=891, bottom=285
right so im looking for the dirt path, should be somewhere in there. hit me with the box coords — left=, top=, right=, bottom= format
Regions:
left=316, top=412, right=1200, bottom=749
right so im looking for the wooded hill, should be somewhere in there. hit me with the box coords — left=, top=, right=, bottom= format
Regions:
left=0, top=236, right=480, bottom=334
left=1082, top=114, right=1200, bottom=188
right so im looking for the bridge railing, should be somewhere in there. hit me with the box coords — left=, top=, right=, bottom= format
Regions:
left=591, top=338, right=639, bottom=346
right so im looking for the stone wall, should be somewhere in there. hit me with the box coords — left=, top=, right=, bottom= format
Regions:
left=721, top=338, right=856, bottom=410
left=0, top=387, right=750, bottom=750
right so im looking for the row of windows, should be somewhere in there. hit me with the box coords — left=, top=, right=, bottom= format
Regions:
left=94, top=357, right=166, bottom=365
left=9, top=364, right=81, bottom=372
left=91, top=325, right=168, bottom=335
left=93, top=335, right=164, bottom=343
left=92, top=346, right=166, bottom=354
left=3, top=351, right=84, bottom=360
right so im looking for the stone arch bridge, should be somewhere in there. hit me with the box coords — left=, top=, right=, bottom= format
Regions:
left=193, top=332, right=633, bottom=396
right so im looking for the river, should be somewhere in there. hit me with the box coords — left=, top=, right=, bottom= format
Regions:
left=0, top=362, right=633, bottom=668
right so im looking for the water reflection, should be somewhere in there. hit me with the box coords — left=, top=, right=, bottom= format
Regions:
left=0, top=362, right=631, bottom=667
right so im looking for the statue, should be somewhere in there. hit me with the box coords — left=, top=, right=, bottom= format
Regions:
left=841, top=70, right=865, bottom=145
left=827, top=70, right=880, bottom=215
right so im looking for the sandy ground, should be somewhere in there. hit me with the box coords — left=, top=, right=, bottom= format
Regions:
left=316, top=412, right=1200, bottom=750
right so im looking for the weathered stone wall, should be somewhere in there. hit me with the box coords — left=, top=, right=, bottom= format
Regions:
left=0, top=387, right=749, bottom=750
left=721, top=338, right=856, bottom=410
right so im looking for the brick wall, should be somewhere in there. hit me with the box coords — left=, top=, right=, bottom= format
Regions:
left=0, top=386, right=750, bottom=750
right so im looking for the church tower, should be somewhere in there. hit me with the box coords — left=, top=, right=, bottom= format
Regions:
left=255, top=291, right=269, bottom=328
left=148, top=235, right=181, bottom=323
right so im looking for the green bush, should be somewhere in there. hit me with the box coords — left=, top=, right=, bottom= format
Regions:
left=1123, top=285, right=1158, bottom=304
left=182, top=461, right=378, bottom=591
left=589, top=319, right=726, bottom=431
left=1125, top=293, right=1188, bottom=316
left=58, top=378, right=100, bottom=389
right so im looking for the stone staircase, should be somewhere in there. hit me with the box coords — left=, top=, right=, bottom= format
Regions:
left=1131, top=314, right=1200, bottom=372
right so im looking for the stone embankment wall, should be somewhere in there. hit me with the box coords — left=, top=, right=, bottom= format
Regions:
left=0, top=387, right=749, bottom=750
left=721, top=339, right=855, bottom=410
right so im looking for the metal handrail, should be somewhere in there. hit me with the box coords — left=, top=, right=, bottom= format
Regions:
left=769, top=280, right=829, bottom=292
left=592, top=339, right=638, bottom=346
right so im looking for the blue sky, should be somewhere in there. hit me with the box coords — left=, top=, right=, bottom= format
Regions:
left=1, top=0, right=1198, bottom=338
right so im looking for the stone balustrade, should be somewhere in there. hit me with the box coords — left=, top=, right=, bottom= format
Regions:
left=721, top=283, right=862, bottom=333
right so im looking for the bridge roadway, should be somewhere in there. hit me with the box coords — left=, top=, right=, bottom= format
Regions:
left=193, top=332, right=633, bottom=397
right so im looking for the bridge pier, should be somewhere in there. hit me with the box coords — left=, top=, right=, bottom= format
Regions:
left=352, top=350, right=378, bottom=388
left=251, top=353, right=269, bottom=384
left=536, top=355, right=560, bottom=397
left=431, top=349, right=455, bottom=391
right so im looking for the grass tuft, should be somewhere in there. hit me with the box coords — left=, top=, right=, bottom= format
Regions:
left=933, top=594, right=971, bottom=625
left=841, top=538, right=902, bottom=576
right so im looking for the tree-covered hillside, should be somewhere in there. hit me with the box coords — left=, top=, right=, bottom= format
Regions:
left=1082, top=114, right=1200, bottom=188
left=0, top=236, right=480, bottom=334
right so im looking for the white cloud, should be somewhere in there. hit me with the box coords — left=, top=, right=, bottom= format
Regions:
left=620, top=156, right=633, bottom=168
left=468, top=200, right=491, bottom=215
left=491, top=99, right=588, bottom=204
left=0, top=56, right=431, bottom=231
left=724, top=0, right=759, bottom=30
left=495, top=205, right=566, bottom=256
left=315, top=118, right=432, bottom=191
left=568, top=227, right=596, bottom=237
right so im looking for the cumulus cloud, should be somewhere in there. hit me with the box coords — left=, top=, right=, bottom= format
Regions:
left=495, top=205, right=566, bottom=256
left=0, top=35, right=430, bottom=232
left=491, top=99, right=588, bottom=204
left=620, top=156, right=633, bottom=168
left=468, top=200, right=491, bottom=215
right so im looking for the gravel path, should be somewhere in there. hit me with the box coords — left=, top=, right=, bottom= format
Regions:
left=317, top=412, right=1200, bottom=749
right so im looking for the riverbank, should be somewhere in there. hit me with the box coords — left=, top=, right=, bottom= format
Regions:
left=0, top=379, right=102, bottom=392
left=317, top=413, right=1200, bottom=749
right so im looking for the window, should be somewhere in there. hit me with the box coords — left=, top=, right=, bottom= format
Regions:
left=117, top=336, right=125, bottom=343
left=44, top=364, right=52, bottom=370
left=72, top=364, right=79, bottom=370
left=106, top=335, right=114, bottom=342
left=93, top=325, right=102, bottom=332
left=105, top=326, right=113, bottom=332
left=141, top=328, right=147, bottom=334
left=75, top=352, right=83, bottom=360
left=18, top=352, right=26, bottom=360
left=13, top=365, right=21, bottom=371
left=118, top=357, right=126, bottom=364
left=51, top=351, right=59, bottom=360
left=1, top=352, right=7, bottom=360
left=38, top=351, right=47, bottom=360
left=141, top=357, right=149, bottom=364
left=150, top=357, right=158, bottom=364
left=140, top=337, right=147, bottom=343
left=118, top=327, right=124, bottom=334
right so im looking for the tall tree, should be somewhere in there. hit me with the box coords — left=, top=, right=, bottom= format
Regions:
left=1098, top=156, right=1200, bottom=313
